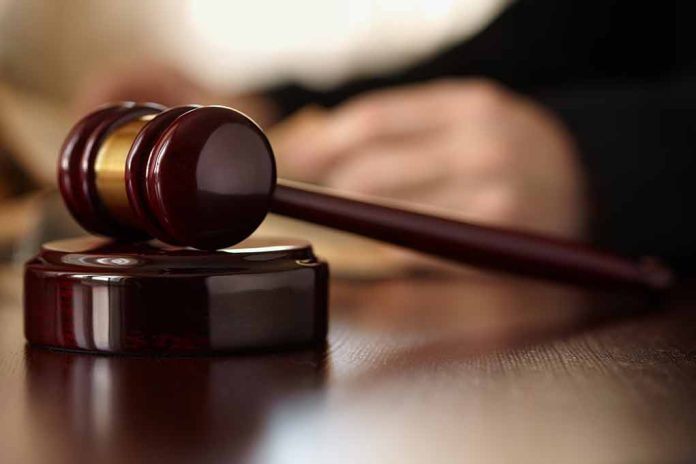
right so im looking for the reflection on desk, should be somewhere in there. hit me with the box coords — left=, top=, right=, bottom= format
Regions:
left=1, top=267, right=695, bottom=464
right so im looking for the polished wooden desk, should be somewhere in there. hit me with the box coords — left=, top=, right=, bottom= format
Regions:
left=1, top=265, right=695, bottom=463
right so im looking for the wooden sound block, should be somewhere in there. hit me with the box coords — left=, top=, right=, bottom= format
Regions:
left=24, top=236, right=328, bottom=355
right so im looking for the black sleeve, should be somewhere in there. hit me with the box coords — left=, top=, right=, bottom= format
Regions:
left=537, top=81, right=696, bottom=270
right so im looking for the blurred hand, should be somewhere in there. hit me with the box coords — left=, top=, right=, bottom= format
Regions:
left=270, top=80, right=587, bottom=238
left=73, top=59, right=278, bottom=127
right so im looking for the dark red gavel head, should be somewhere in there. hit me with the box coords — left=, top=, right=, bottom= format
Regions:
left=58, top=102, right=276, bottom=250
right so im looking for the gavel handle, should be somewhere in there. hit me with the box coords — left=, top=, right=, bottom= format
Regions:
left=271, top=180, right=672, bottom=291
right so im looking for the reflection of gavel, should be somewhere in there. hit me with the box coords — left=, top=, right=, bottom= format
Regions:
left=59, top=102, right=672, bottom=291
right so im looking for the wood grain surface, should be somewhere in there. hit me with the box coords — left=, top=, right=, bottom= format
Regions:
left=1, top=266, right=695, bottom=464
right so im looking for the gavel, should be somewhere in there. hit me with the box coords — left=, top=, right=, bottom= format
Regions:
left=58, top=102, right=672, bottom=292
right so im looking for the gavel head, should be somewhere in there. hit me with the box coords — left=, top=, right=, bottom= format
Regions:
left=58, top=103, right=276, bottom=250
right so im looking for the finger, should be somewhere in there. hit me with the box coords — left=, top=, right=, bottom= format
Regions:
left=323, top=140, right=454, bottom=197
left=419, top=181, right=519, bottom=225
left=327, top=121, right=522, bottom=193
left=273, top=83, right=461, bottom=181
left=324, top=82, right=460, bottom=145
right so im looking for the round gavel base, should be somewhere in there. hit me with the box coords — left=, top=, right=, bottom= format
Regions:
left=24, top=237, right=328, bottom=355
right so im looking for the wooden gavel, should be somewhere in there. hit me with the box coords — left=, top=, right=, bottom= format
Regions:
left=58, top=102, right=673, bottom=291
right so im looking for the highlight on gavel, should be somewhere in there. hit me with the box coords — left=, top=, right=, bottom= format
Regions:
left=23, top=101, right=673, bottom=355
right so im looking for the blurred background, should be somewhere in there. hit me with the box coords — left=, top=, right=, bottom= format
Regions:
left=0, top=0, right=688, bottom=275
left=0, top=0, right=508, bottom=96
left=0, top=0, right=508, bottom=272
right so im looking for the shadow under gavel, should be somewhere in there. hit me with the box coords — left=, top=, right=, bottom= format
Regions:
left=58, top=102, right=672, bottom=292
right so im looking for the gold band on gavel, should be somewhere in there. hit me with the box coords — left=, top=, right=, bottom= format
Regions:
left=94, top=115, right=154, bottom=227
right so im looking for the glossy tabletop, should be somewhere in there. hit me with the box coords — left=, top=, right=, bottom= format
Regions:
left=1, top=264, right=696, bottom=463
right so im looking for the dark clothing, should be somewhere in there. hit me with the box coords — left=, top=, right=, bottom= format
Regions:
left=267, top=1, right=694, bottom=269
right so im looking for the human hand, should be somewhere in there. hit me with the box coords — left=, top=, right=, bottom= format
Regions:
left=270, top=80, right=588, bottom=239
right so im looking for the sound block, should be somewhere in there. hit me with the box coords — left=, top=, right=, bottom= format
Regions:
left=24, top=236, right=328, bottom=355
